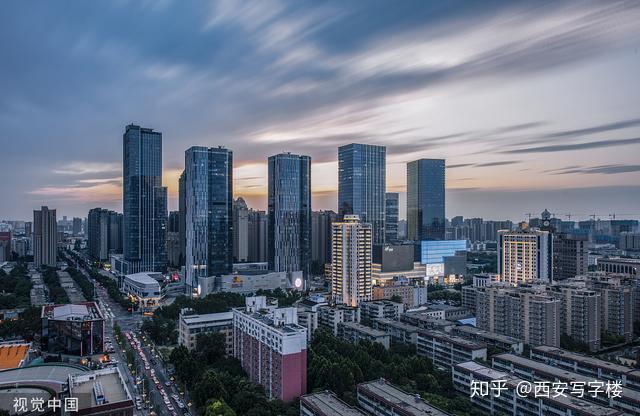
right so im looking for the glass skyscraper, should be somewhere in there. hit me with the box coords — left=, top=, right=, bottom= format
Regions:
left=407, top=158, right=445, bottom=241
left=268, top=153, right=311, bottom=279
left=122, top=124, right=167, bottom=273
left=338, top=143, right=386, bottom=244
left=385, top=192, right=399, bottom=243
left=184, top=146, right=233, bottom=295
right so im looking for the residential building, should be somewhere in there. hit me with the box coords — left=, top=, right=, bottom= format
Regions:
left=372, top=283, right=417, bottom=307
left=384, top=192, right=399, bottom=243
left=338, top=143, right=386, bottom=244
left=450, top=326, right=524, bottom=354
left=357, top=379, right=452, bottom=416
left=453, top=361, right=623, bottom=416
left=407, top=158, right=445, bottom=241
left=491, top=353, right=640, bottom=414
left=317, top=305, right=360, bottom=336
left=122, top=272, right=162, bottom=312
left=331, top=215, right=372, bottom=307
left=0, top=225, right=10, bottom=262
left=33, top=206, right=57, bottom=267
left=372, top=318, right=420, bottom=345
left=300, top=391, right=368, bottom=416
left=619, top=232, right=640, bottom=251
left=586, top=273, right=635, bottom=342
left=530, top=345, right=640, bottom=391
left=178, top=309, right=233, bottom=355
left=72, top=217, right=82, bottom=236
left=122, top=124, right=167, bottom=274
left=338, top=322, right=390, bottom=349
left=400, top=312, right=452, bottom=332
left=184, top=146, right=233, bottom=296
left=295, top=295, right=329, bottom=341
left=551, top=280, right=601, bottom=351
left=498, top=226, right=552, bottom=284
left=416, top=330, right=487, bottom=370
left=553, top=233, right=588, bottom=280
left=233, top=197, right=249, bottom=263
left=359, top=300, right=404, bottom=321
left=311, top=210, right=337, bottom=270
left=474, top=284, right=561, bottom=347
left=268, top=153, right=311, bottom=279
left=41, top=302, right=105, bottom=356
left=233, top=296, right=307, bottom=402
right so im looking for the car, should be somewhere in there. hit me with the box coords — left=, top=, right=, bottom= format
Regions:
left=167, top=405, right=175, bottom=411
left=164, top=381, right=171, bottom=387
left=177, top=403, right=185, bottom=409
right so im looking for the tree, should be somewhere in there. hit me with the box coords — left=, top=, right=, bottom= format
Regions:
left=193, top=370, right=227, bottom=409
left=205, top=400, right=236, bottom=416
left=196, top=332, right=227, bottom=365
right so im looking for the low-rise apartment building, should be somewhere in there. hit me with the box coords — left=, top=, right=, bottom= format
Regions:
left=416, top=330, right=487, bottom=370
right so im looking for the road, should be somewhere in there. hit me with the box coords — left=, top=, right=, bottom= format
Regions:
left=65, top=250, right=190, bottom=416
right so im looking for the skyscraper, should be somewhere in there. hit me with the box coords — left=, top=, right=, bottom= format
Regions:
left=268, top=153, right=311, bottom=278
left=233, top=197, right=249, bottom=263
left=72, top=217, right=82, bottom=236
left=338, top=143, right=386, bottom=244
left=385, top=192, right=399, bottom=243
left=33, top=206, right=57, bottom=267
left=178, top=170, right=186, bottom=267
left=311, top=210, right=338, bottom=269
left=248, top=209, right=268, bottom=263
left=122, top=124, right=167, bottom=273
left=407, top=158, right=445, bottom=241
left=185, top=146, right=233, bottom=296
left=88, top=208, right=123, bottom=261
left=331, top=215, right=372, bottom=307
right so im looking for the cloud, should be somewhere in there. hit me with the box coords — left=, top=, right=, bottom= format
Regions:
left=551, top=164, right=640, bottom=175
left=474, top=160, right=520, bottom=167
left=52, top=162, right=120, bottom=176
left=502, top=137, right=640, bottom=154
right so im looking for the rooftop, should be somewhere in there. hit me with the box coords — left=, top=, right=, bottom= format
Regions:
left=0, top=343, right=30, bottom=370
left=532, top=346, right=638, bottom=375
left=374, top=318, right=420, bottom=333
left=454, top=325, right=522, bottom=345
left=418, top=330, right=486, bottom=350
left=70, top=367, right=132, bottom=411
left=42, top=302, right=104, bottom=321
left=455, top=361, right=622, bottom=416
left=494, top=354, right=640, bottom=403
left=301, top=391, right=367, bottom=416
left=340, top=322, right=388, bottom=338
left=125, top=272, right=162, bottom=285
left=358, top=379, right=451, bottom=416
left=181, top=311, right=233, bottom=325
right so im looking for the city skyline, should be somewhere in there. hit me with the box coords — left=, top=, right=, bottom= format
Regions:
left=2, top=1, right=640, bottom=220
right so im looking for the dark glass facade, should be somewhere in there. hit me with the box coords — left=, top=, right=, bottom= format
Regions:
left=385, top=192, right=399, bottom=242
left=338, top=143, right=386, bottom=244
left=122, top=124, right=167, bottom=272
left=184, top=146, right=233, bottom=293
left=268, top=153, right=311, bottom=278
left=407, top=159, right=445, bottom=241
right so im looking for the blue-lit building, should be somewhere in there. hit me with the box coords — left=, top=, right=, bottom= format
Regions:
left=122, top=124, right=167, bottom=274
left=268, top=153, right=311, bottom=279
left=338, top=143, right=386, bottom=244
left=385, top=192, right=399, bottom=243
left=420, top=240, right=467, bottom=277
left=184, top=146, right=234, bottom=296
left=407, top=159, right=445, bottom=241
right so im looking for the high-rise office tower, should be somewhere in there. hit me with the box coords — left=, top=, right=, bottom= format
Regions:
left=88, top=208, right=123, bottom=261
left=178, top=171, right=186, bottom=267
left=72, top=217, right=82, bottom=236
left=185, top=146, right=233, bottom=295
left=0, top=224, right=11, bottom=262
left=247, top=209, right=268, bottom=263
left=122, top=124, right=167, bottom=273
left=497, top=226, right=552, bottom=284
left=168, top=211, right=180, bottom=233
left=553, top=233, right=588, bottom=280
left=338, top=143, right=386, bottom=244
left=407, top=159, right=445, bottom=241
left=385, top=192, right=399, bottom=243
left=268, top=153, right=311, bottom=278
left=233, top=197, right=249, bottom=263
left=33, top=206, right=57, bottom=267
left=311, top=210, right=338, bottom=269
left=331, top=215, right=372, bottom=307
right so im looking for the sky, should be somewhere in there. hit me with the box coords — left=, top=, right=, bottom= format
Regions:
left=1, top=0, right=640, bottom=222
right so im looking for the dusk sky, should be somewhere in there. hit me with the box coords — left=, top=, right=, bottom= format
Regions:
left=2, top=1, right=640, bottom=221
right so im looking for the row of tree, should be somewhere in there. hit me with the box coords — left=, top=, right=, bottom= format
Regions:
left=42, top=267, right=70, bottom=304
left=0, top=265, right=32, bottom=308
